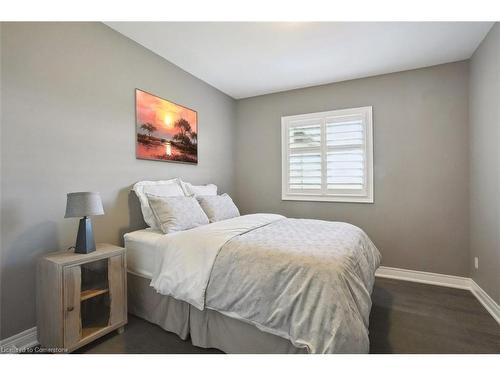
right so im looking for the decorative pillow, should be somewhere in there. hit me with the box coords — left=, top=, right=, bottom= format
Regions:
left=196, top=194, right=240, bottom=223
left=132, top=179, right=185, bottom=229
left=181, top=182, right=218, bottom=197
left=147, top=195, right=209, bottom=234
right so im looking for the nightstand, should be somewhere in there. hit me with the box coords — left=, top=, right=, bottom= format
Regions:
left=37, top=243, right=127, bottom=352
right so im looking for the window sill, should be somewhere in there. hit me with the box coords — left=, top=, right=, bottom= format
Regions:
left=281, top=194, right=374, bottom=203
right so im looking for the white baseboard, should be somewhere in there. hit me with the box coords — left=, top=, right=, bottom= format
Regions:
left=376, top=266, right=500, bottom=325
left=375, top=266, right=471, bottom=290
left=470, top=280, right=500, bottom=325
left=1, top=267, right=497, bottom=353
left=0, top=327, right=38, bottom=354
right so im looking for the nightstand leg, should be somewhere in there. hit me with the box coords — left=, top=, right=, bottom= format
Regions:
left=117, top=326, right=125, bottom=334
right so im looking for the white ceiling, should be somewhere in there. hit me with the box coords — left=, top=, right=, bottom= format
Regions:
left=106, top=22, right=493, bottom=99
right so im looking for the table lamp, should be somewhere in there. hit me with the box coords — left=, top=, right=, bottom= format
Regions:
left=64, top=192, right=104, bottom=254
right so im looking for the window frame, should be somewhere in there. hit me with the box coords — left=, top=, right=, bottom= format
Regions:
left=281, top=106, right=374, bottom=203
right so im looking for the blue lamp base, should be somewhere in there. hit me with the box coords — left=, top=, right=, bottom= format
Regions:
left=75, top=216, right=96, bottom=254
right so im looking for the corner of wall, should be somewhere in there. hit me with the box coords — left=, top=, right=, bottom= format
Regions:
left=468, top=22, right=500, bottom=305
left=0, top=21, right=4, bottom=341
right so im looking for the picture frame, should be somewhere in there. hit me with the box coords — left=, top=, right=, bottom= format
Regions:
left=135, top=88, right=198, bottom=164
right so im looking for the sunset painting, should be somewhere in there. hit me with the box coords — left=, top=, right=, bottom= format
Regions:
left=135, top=89, right=198, bottom=164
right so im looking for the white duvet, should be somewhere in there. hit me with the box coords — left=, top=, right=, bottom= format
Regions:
left=150, top=214, right=284, bottom=309
left=150, top=213, right=381, bottom=353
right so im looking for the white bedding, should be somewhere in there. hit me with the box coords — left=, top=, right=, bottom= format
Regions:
left=124, top=228, right=164, bottom=278
left=150, top=214, right=284, bottom=309
left=149, top=213, right=381, bottom=353
left=123, top=214, right=278, bottom=280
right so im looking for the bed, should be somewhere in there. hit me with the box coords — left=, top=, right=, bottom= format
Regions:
left=124, top=213, right=381, bottom=354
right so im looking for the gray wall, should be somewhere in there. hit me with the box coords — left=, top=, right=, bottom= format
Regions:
left=234, top=62, right=470, bottom=277
left=0, top=23, right=3, bottom=339
left=469, top=23, right=500, bottom=304
left=0, top=22, right=236, bottom=339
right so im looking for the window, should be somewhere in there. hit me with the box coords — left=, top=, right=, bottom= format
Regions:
left=281, top=106, right=373, bottom=203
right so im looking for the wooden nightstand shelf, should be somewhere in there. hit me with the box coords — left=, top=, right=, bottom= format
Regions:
left=37, top=244, right=127, bottom=352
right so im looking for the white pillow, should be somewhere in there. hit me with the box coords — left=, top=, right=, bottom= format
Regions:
left=196, top=194, right=240, bottom=223
left=132, top=179, right=185, bottom=229
left=181, top=182, right=218, bottom=197
left=147, top=195, right=209, bottom=234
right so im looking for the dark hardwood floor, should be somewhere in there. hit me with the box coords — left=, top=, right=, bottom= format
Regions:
left=76, top=278, right=500, bottom=354
left=369, top=278, right=500, bottom=353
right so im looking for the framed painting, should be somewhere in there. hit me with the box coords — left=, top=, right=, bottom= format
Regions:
left=135, top=89, right=198, bottom=164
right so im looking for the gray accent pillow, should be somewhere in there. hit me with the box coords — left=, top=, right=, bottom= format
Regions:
left=147, top=195, right=209, bottom=234
left=196, top=194, right=240, bottom=223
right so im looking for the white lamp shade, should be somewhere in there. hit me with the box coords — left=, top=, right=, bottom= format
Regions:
left=65, top=192, right=104, bottom=218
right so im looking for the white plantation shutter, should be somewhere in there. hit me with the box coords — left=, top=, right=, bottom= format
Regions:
left=288, top=120, right=322, bottom=190
left=282, top=107, right=373, bottom=203
left=326, top=115, right=365, bottom=191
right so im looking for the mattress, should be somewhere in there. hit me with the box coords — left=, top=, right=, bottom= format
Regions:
left=124, top=228, right=165, bottom=278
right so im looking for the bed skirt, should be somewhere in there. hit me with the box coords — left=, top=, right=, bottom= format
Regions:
left=127, top=272, right=306, bottom=354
